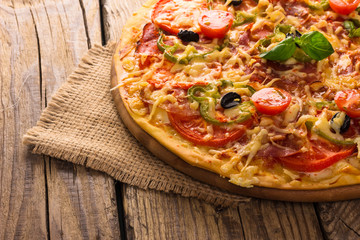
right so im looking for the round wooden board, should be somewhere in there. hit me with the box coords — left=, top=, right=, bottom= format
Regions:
left=111, top=64, right=360, bottom=202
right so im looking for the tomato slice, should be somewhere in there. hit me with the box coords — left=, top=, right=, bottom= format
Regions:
left=251, top=88, right=292, bottom=115
left=168, top=113, right=251, bottom=147
left=329, top=0, right=360, bottom=15
left=151, top=0, right=206, bottom=35
left=198, top=10, right=234, bottom=39
left=278, top=141, right=355, bottom=172
left=334, top=90, right=360, bottom=118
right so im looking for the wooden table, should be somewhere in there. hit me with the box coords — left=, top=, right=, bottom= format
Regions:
left=1, top=0, right=360, bottom=239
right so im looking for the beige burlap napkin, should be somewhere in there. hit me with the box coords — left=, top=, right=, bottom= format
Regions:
left=23, top=43, right=249, bottom=206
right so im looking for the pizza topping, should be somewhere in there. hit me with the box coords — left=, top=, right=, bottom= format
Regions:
left=177, top=30, right=200, bottom=42
left=251, top=88, right=292, bottom=115
left=232, top=11, right=256, bottom=27
left=136, top=23, right=160, bottom=55
left=334, top=89, right=360, bottom=118
left=152, top=0, right=206, bottom=35
left=230, top=0, right=243, bottom=6
left=220, top=92, right=242, bottom=109
left=278, top=141, right=355, bottom=172
left=168, top=113, right=251, bottom=147
left=329, top=0, right=360, bottom=15
left=343, top=19, right=360, bottom=37
left=330, top=112, right=351, bottom=134
left=260, top=30, right=334, bottom=61
left=188, top=83, right=255, bottom=125
left=306, top=0, right=330, bottom=10
left=307, top=113, right=355, bottom=145
left=198, top=10, right=234, bottom=39
left=157, top=31, right=228, bottom=64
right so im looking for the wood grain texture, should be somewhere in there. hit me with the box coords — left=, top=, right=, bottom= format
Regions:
left=238, top=199, right=323, bottom=240
left=0, top=0, right=120, bottom=239
left=123, top=186, right=245, bottom=240
left=316, top=200, right=360, bottom=239
left=122, top=186, right=324, bottom=240
left=28, top=0, right=121, bottom=239
left=102, top=0, right=145, bottom=43
left=0, top=2, right=48, bottom=239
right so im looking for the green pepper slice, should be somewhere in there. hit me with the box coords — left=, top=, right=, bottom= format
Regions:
left=188, top=83, right=254, bottom=125
left=305, top=120, right=355, bottom=146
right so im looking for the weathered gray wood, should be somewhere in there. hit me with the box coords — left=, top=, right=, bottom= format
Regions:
left=28, top=0, right=121, bottom=239
left=0, top=2, right=48, bottom=239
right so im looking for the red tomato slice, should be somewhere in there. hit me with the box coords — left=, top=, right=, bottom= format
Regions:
left=168, top=113, right=251, bottom=147
left=329, top=0, right=360, bottom=15
left=251, top=88, right=292, bottom=115
left=151, top=0, right=206, bottom=35
left=278, top=142, right=355, bottom=172
left=198, top=10, right=234, bottom=39
left=334, top=90, right=360, bottom=118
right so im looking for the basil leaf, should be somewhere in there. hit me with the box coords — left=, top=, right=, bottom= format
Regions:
left=292, top=48, right=312, bottom=62
left=296, top=31, right=334, bottom=61
left=259, top=37, right=296, bottom=61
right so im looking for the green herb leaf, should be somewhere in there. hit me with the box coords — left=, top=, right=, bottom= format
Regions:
left=292, top=48, right=312, bottom=62
left=259, top=37, right=296, bottom=61
left=296, top=31, right=334, bottom=61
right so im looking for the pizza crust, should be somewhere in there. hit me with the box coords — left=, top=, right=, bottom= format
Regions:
left=112, top=0, right=360, bottom=190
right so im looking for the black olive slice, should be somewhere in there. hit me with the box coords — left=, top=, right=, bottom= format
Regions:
left=220, top=92, right=241, bottom=109
left=177, top=30, right=200, bottom=42
left=231, top=0, right=243, bottom=6
left=286, top=30, right=302, bottom=39
left=330, top=112, right=351, bottom=134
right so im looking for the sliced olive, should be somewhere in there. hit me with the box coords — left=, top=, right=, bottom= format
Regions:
left=286, top=30, right=302, bottom=38
left=230, top=0, right=243, bottom=6
left=177, top=30, right=199, bottom=42
left=330, top=112, right=351, bottom=134
left=221, top=92, right=241, bottom=109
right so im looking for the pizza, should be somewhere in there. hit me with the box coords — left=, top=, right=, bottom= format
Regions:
left=112, top=0, right=360, bottom=189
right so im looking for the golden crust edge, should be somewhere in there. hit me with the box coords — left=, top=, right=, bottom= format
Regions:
left=111, top=0, right=360, bottom=190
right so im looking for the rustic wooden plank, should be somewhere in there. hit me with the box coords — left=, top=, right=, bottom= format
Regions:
left=238, top=199, right=323, bottom=240
left=102, top=0, right=145, bottom=43
left=123, top=186, right=245, bottom=240
left=26, top=0, right=121, bottom=239
left=316, top=200, right=360, bottom=239
left=0, top=2, right=48, bottom=239
left=122, top=186, right=324, bottom=240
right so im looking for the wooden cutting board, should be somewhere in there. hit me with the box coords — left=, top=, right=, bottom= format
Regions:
left=111, top=64, right=360, bottom=202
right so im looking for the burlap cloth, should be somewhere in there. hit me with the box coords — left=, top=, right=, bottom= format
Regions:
left=23, top=43, right=249, bottom=206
